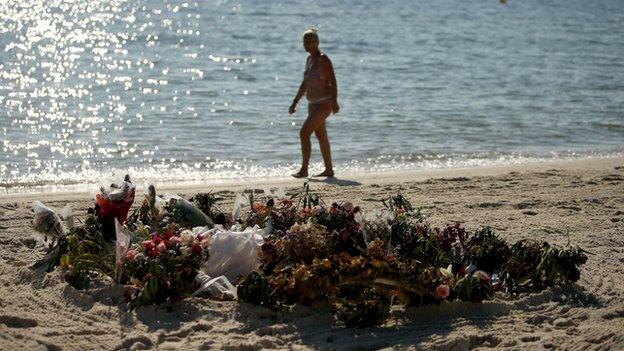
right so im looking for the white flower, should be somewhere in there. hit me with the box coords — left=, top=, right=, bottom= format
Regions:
left=181, top=230, right=194, bottom=245
left=311, top=205, right=323, bottom=216
left=181, top=246, right=192, bottom=257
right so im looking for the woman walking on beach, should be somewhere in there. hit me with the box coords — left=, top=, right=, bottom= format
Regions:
left=289, top=28, right=340, bottom=178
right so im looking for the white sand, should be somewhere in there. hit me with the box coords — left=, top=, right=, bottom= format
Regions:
left=1, top=157, right=623, bottom=350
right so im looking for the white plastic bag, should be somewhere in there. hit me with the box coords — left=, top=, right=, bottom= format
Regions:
left=114, top=219, right=131, bottom=282
left=231, top=194, right=248, bottom=220
left=97, top=173, right=136, bottom=202
left=203, top=226, right=264, bottom=282
left=262, top=187, right=286, bottom=200
left=32, top=201, right=67, bottom=238
left=192, top=272, right=237, bottom=300
left=60, top=204, right=75, bottom=230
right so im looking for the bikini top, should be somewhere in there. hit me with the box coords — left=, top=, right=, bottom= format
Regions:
left=304, top=54, right=327, bottom=83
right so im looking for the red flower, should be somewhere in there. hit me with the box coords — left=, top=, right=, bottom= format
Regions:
left=95, top=188, right=135, bottom=226
left=143, top=240, right=155, bottom=251
left=191, top=243, right=202, bottom=255
left=163, top=229, right=175, bottom=240
left=147, top=249, right=159, bottom=258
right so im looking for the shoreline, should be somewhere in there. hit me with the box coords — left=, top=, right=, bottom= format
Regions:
left=3, top=155, right=621, bottom=203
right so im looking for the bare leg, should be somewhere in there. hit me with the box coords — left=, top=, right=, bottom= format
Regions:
left=314, top=122, right=334, bottom=177
left=293, top=102, right=332, bottom=178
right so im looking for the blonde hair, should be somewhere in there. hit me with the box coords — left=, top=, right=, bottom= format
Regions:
left=303, top=27, right=319, bottom=40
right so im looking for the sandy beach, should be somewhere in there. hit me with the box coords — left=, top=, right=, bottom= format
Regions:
left=1, top=157, right=623, bottom=350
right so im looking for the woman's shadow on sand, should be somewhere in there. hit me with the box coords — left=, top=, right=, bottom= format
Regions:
left=307, top=176, right=361, bottom=187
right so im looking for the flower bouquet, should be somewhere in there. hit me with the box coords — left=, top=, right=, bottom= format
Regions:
left=95, top=174, right=136, bottom=239
left=35, top=205, right=114, bottom=290
left=123, top=226, right=210, bottom=307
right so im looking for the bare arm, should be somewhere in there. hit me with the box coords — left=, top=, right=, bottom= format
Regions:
left=321, top=55, right=339, bottom=114
left=289, top=57, right=308, bottom=115
left=294, top=80, right=306, bottom=104
left=289, top=80, right=306, bottom=114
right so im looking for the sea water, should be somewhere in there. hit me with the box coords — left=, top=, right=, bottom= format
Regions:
left=1, top=0, right=623, bottom=194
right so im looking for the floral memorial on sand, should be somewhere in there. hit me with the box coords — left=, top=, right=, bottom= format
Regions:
left=32, top=177, right=588, bottom=327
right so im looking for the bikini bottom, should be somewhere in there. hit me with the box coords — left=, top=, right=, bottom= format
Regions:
left=307, top=96, right=332, bottom=105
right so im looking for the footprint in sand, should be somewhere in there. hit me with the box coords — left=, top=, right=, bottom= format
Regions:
left=519, top=335, right=541, bottom=343
left=0, top=314, right=38, bottom=328
left=116, top=335, right=153, bottom=350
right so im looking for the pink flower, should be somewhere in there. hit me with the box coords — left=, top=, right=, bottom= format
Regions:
left=157, top=241, right=167, bottom=253
left=436, top=284, right=450, bottom=299
left=279, top=199, right=293, bottom=207
left=125, top=250, right=137, bottom=262
left=200, top=238, right=211, bottom=250
left=168, top=236, right=182, bottom=246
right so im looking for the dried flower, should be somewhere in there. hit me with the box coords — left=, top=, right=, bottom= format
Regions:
left=279, top=199, right=294, bottom=207
left=311, top=205, right=323, bottom=216
left=473, top=270, right=491, bottom=284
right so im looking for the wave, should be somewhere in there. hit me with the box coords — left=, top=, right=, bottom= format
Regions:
left=1, top=149, right=621, bottom=195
